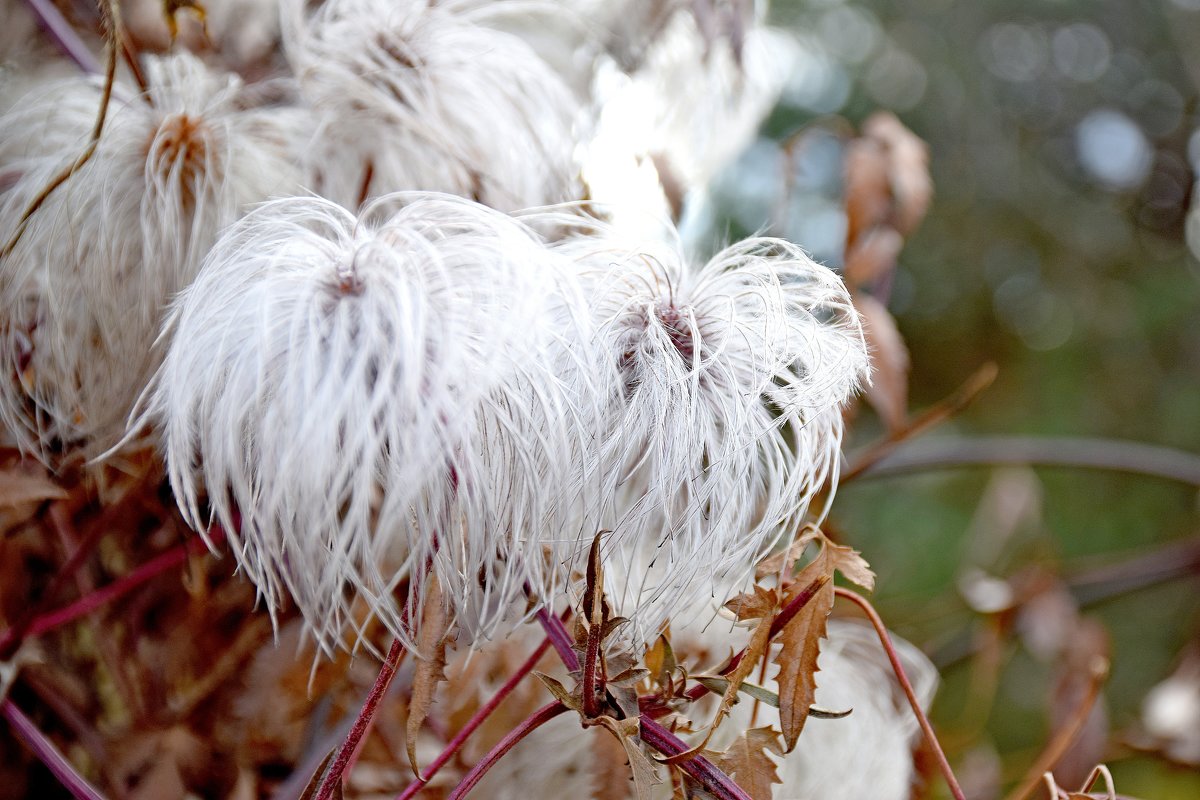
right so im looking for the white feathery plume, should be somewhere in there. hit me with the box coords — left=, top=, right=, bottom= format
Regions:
left=142, top=191, right=594, bottom=653
left=283, top=0, right=581, bottom=211
left=548, top=221, right=869, bottom=640
left=0, top=52, right=303, bottom=458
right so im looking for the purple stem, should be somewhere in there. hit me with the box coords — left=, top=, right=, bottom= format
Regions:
left=535, top=607, right=579, bottom=670
left=25, top=0, right=102, bottom=73
left=396, top=636, right=552, bottom=799
left=15, top=532, right=215, bottom=641
left=640, top=718, right=752, bottom=800
left=315, top=637, right=406, bottom=800
left=445, top=702, right=568, bottom=800
left=531, top=609, right=751, bottom=800
left=1, top=699, right=105, bottom=800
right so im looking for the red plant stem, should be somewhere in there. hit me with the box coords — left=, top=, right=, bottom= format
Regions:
left=834, top=587, right=966, bottom=800
left=531, top=610, right=751, bottom=800
left=0, top=529, right=221, bottom=653
left=19, top=531, right=217, bottom=640
left=535, top=607, right=579, bottom=671
left=1, top=699, right=105, bottom=800
left=315, top=636, right=406, bottom=800
left=24, top=0, right=102, bottom=73
left=445, top=701, right=568, bottom=800
left=640, top=718, right=752, bottom=800
left=396, top=636, right=553, bottom=799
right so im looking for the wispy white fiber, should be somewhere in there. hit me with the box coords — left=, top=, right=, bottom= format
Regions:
left=0, top=52, right=303, bottom=458
left=547, top=221, right=869, bottom=640
left=283, top=0, right=580, bottom=211
left=143, top=192, right=595, bottom=653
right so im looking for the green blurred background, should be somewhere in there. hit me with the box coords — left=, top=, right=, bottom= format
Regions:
left=702, top=1, right=1200, bottom=796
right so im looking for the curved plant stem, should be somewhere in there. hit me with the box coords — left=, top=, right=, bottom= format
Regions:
left=314, top=637, right=406, bottom=800
left=396, top=636, right=553, bottom=799
left=640, top=717, right=753, bottom=800
left=1, top=0, right=120, bottom=260
left=1002, top=655, right=1110, bottom=800
left=1, top=699, right=105, bottom=800
left=855, top=435, right=1200, bottom=486
left=834, top=587, right=966, bottom=800
left=841, top=363, right=998, bottom=484
left=24, top=0, right=102, bottom=73
left=445, top=701, right=568, bottom=800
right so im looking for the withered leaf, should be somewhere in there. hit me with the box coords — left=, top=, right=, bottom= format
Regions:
left=855, top=291, right=910, bottom=434
left=645, top=633, right=677, bottom=688
left=533, top=671, right=582, bottom=713
left=709, top=608, right=775, bottom=740
left=843, top=137, right=892, bottom=250
left=594, top=716, right=662, bottom=799
left=825, top=539, right=876, bottom=592
left=724, top=585, right=778, bottom=621
left=406, top=576, right=452, bottom=779
left=775, top=554, right=835, bottom=751
left=843, top=225, right=904, bottom=291
left=713, top=727, right=784, bottom=800
left=0, top=468, right=66, bottom=509
left=863, top=111, right=932, bottom=237
left=755, top=526, right=820, bottom=581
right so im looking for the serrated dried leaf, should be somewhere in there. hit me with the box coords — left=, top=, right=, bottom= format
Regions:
left=692, top=606, right=776, bottom=758
left=826, top=540, right=875, bottom=592
left=713, top=727, right=783, bottom=800
left=533, top=671, right=581, bottom=713
left=855, top=291, right=910, bottom=433
left=0, top=468, right=66, bottom=509
left=755, top=527, right=821, bottom=581
left=724, top=586, right=778, bottom=621
left=595, top=716, right=662, bottom=799
left=406, top=577, right=452, bottom=779
left=775, top=556, right=835, bottom=751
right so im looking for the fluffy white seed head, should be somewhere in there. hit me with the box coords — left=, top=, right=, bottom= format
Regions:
left=0, top=53, right=303, bottom=458
left=144, top=192, right=591, bottom=653
left=549, top=223, right=869, bottom=639
left=284, top=0, right=581, bottom=210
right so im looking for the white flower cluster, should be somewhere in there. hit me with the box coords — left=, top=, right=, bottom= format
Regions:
left=0, top=0, right=869, bottom=653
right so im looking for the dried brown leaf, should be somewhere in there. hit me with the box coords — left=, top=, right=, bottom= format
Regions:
left=755, top=526, right=821, bottom=581
left=844, top=138, right=891, bottom=249
left=825, top=540, right=876, bottom=592
left=775, top=555, right=835, bottom=751
left=594, top=716, right=662, bottom=799
left=0, top=467, right=66, bottom=509
left=855, top=291, right=910, bottom=433
left=863, top=111, right=932, bottom=236
left=843, top=225, right=904, bottom=290
left=406, top=577, right=452, bottom=779
left=713, top=726, right=784, bottom=800
left=724, top=586, right=778, bottom=621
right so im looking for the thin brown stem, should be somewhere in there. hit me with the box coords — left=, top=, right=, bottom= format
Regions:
left=0, top=0, right=121, bottom=260
left=1002, top=655, right=1110, bottom=800
left=445, top=701, right=568, bottom=800
left=834, top=587, right=966, bottom=800
left=841, top=362, right=998, bottom=484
